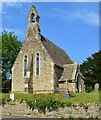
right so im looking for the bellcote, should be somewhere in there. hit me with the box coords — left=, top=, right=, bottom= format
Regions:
left=26, top=5, right=41, bottom=40
left=28, top=5, right=40, bottom=25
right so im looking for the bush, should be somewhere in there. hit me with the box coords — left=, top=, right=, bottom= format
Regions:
left=2, top=80, right=11, bottom=92
left=2, top=88, right=9, bottom=93
left=25, top=96, right=67, bottom=114
left=1, top=98, right=7, bottom=106
left=85, top=85, right=92, bottom=93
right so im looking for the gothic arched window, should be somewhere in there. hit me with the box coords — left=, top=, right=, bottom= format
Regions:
left=36, top=53, right=40, bottom=76
left=31, top=13, right=35, bottom=23
left=24, top=55, right=28, bottom=76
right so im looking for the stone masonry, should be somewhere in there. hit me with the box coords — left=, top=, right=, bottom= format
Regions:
left=12, top=5, right=85, bottom=93
left=1, top=101, right=99, bottom=118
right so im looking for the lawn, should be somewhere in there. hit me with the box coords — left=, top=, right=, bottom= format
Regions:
left=1, top=91, right=99, bottom=103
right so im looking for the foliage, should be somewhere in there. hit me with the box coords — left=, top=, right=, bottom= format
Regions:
left=25, top=96, right=66, bottom=114
left=1, top=92, right=99, bottom=114
left=2, top=92, right=99, bottom=103
left=0, top=97, right=12, bottom=106
left=0, top=98, right=6, bottom=106
left=2, top=30, right=22, bottom=90
left=69, top=115, right=74, bottom=119
left=2, top=80, right=11, bottom=93
left=85, top=85, right=93, bottom=93
left=80, top=50, right=101, bottom=91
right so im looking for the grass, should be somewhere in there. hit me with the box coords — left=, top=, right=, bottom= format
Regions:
left=1, top=91, right=99, bottom=103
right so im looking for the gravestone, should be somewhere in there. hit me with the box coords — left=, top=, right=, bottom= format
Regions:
left=63, top=93, right=71, bottom=98
left=94, top=83, right=99, bottom=91
left=10, top=93, right=14, bottom=101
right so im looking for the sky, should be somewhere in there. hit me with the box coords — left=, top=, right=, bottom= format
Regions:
left=1, top=2, right=99, bottom=64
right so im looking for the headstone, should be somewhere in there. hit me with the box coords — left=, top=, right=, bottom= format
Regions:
left=10, top=93, right=14, bottom=101
left=63, top=93, right=70, bottom=98
left=94, top=83, right=99, bottom=91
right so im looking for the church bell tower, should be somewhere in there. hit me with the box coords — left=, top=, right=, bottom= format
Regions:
left=26, top=5, right=41, bottom=40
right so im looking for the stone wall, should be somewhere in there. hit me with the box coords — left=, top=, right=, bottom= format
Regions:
left=12, top=38, right=54, bottom=93
left=1, top=101, right=99, bottom=119
left=59, top=82, right=76, bottom=92
left=54, top=65, right=63, bottom=89
left=68, top=82, right=76, bottom=92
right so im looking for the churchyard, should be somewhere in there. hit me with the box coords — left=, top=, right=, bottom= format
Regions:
left=0, top=91, right=100, bottom=119
left=1, top=83, right=100, bottom=119
left=2, top=91, right=99, bottom=103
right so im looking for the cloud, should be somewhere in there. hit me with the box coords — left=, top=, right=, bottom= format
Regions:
left=3, top=2, right=23, bottom=8
left=0, top=3, right=2, bottom=16
left=4, top=15, right=14, bottom=21
left=53, top=8, right=99, bottom=27
left=2, top=12, right=14, bottom=21
left=2, top=2, right=23, bottom=22
left=0, top=3, right=2, bottom=11
left=2, top=11, right=6, bottom=15
left=2, top=28, right=24, bottom=38
left=73, top=11, right=99, bottom=26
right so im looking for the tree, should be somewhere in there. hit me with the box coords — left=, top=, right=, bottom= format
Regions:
left=80, top=50, right=101, bottom=91
left=2, top=30, right=22, bottom=91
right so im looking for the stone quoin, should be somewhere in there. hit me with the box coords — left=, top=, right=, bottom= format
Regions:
left=12, top=5, right=85, bottom=93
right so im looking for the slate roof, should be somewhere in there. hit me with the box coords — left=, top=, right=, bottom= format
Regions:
left=41, top=35, right=73, bottom=67
left=59, top=64, right=75, bottom=81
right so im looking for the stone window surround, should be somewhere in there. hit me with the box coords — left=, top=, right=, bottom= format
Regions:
left=23, top=54, right=28, bottom=77
left=35, top=52, right=40, bottom=77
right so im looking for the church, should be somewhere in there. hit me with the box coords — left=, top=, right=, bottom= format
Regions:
left=11, top=5, right=85, bottom=93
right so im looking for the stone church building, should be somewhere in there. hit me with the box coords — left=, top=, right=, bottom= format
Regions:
left=12, top=5, right=85, bottom=93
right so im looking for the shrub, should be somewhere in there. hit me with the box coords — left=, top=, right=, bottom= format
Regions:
left=86, top=85, right=92, bottom=93
left=25, top=96, right=67, bottom=114
left=36, top=97, right=47, bottom=114
left=2, top=98, right=7, bottom=106
left=2, top=88, right=9, bottom=93
left=69, top=115, right=74, bottom=119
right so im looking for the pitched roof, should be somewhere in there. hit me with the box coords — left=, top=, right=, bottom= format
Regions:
left=59, top=64, right=75, bottom=81
left=41, top=35, right=73, bottom=67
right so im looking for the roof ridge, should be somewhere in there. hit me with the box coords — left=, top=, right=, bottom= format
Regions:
left=64, top=64, right=75, bottom=66
left=41, top=34, right=73, bottom=67
left=41, top=35, right=65, bottom=52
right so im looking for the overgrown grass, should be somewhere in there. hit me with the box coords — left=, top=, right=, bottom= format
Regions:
left=1, top=91, right=99, bottom=103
